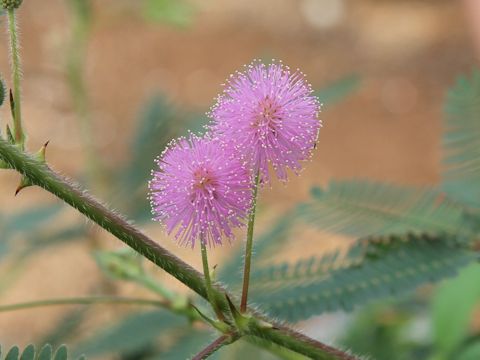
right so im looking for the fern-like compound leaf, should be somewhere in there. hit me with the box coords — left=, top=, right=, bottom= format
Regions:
left=298, top=181, right=474, bottom=239
left=442, top=69, right=480, bottom=208
left=252, top=233, right=475, bottom=322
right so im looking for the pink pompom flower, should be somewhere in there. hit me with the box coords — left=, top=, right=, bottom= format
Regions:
left=210, top=61, right=321, bottom=183
left=149, top=135, right=253, bottom=248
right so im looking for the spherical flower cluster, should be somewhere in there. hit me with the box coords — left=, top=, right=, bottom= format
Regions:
left=210, top=61, right=321, bottom=183
left=150, top=60, right=321, bottom=248
left=149, top=135, right=252, bottom=248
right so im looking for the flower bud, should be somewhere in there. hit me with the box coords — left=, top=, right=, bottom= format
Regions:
left=1, top=0, right=23, bottom=10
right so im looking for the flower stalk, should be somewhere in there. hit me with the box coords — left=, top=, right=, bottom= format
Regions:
left=7, top=8, right=25, bottom=148
left=241, top=171, right=260, bottom=312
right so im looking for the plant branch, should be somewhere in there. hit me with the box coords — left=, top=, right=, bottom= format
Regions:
left=250, top=322, right=358, bottom=360
left=241, top=171, right=259, bottom=312
left=192, top=335, right=233, bottom=360
left=0, top=139, right=357, bottom=360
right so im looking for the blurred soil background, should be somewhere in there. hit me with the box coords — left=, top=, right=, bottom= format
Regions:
left=0, top=0, right=477, bottom=351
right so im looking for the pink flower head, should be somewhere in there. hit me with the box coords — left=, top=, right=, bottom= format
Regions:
left=149, top=135, right=252, bottom=248
left=210, top=61, right=321, bottom=183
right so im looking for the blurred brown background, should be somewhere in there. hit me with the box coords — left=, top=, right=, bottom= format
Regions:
left=0, top=0, right=477, bottom=350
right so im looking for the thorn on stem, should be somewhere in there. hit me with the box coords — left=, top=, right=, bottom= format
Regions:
left=38, top=140, right=50, bottom=162
left=15, top=181, right=27, bottom=196
left=15, top=176, right=32, bottom=196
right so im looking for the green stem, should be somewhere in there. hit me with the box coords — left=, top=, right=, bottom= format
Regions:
left=201, top=239, right=224, bottom=321
left=192, top=335, right=233, bottom=360
left=0, top=296, right=168, bottom=312
left=248, top=322, right=358, bottom=360
left=7, top=9, right=25, bottom=148
left=241, top=172, right=260, bottom=312
left=0, top=139, right=356, bottom=360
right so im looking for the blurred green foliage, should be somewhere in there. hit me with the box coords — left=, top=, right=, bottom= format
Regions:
left=73, top=310, right=186, bottom=358
left=315, top=74, right=360, bottom=106
left=432, top=263, right=480, bottom=359
left=143, top=0, right=194, bottom=27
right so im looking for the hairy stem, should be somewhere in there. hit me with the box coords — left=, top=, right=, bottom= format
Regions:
left=241, top=172, right=260, bottom=312
left=244, top=336, right=308, bottom=360
left=192, top=335, right=232, bottom=360
left=0, top=139, right=356, bottom=360
left=201, top=239, right=224, bottom=321
left=7, top=9, right=25, bottom=148
left=249, top=322, right=358, bottom=360
left=0, top=296, right=168, bottom=312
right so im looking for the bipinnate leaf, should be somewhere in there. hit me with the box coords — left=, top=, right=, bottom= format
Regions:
left=252, top=233, right=475, bottom=322
left=442, top=69, right=480, bottom=208
left=298, top=181, right=473, bottom=238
